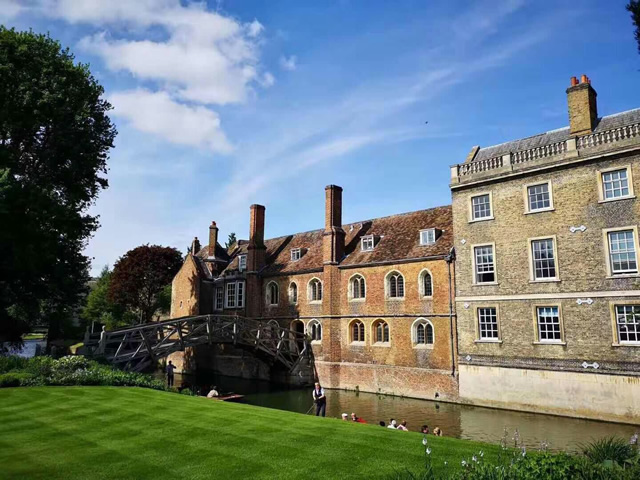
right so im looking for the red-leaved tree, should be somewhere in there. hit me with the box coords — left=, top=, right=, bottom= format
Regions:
left=109, top=245, right=183, bottom=325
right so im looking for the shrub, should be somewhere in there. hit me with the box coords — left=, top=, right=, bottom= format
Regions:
left=0, top=372, right=35, bottom=387
left=582, top=436, right=636, bottom=466
left=0, top=356, right=30, bottom=373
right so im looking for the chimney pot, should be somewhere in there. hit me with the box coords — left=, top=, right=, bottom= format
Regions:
left=192, top=237, right=201, bottom=255
left=580, top=74, right=588, bottom=84
left=570, top=76, right=578, bottom=86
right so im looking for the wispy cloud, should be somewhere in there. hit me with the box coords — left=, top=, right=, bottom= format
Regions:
left=279, top=55, right=297, bottom=71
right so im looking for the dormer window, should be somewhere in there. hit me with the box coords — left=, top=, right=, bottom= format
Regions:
left=291, top=248, right=301, bottom=261
left=420, top=229, right=437, bottom=246
left=361, top=235, right=375, bottom=252
left=238, top=254, right=247, bottom=271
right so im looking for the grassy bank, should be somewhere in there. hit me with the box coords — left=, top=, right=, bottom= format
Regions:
left=0, top=386, right=499, bottom=479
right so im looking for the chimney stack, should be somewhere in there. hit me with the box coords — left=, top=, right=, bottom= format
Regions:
left=191, top=237, right=201, bottom=255
left=208, top=221, right=218, bottom=258
left=566, top=74, right=598, bottom=136
left=247, top=204, right=266, bottom=271
left=323, top=185, right=345, bottom=265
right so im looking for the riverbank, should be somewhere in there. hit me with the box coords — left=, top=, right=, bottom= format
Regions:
left=0, top=386, right=501, bottom=479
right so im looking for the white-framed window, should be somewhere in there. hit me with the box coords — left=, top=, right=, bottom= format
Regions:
left=225, top=281, right=245, bottom=309
left=470, top=193, right=493, bottom=221
left=361, top=235, right=375, bottom=252
left=266, top=281, right=279, bottom=306
left=412, top=318, right=434, bottom=347
left=350, top=320, right=365, bottom=343
left=308, top=319, right=322, bottom=342
left=599, top=166, right=635, bottom=202
left=473, top=244, right=496, bottom=284
left=291, top=248, right=301, bottom=261
left=386, top=271, right=405, bottom=298
left=372, top=320, right=389, bottom=344
left=525, top=182, right=553, bottom=213
left=308, top=278, right=323, bottom=302
left=289, top=282, right=298, bottom=304
left=477, top=307, right=499, bottom=341
left=214, top=287, right=224, bottom=311
left=238, top=254, right=247, bottom=271
left=419, top=229, right=436, bottom=245
left=530, top=237, right=558, bottom=281
left=419, top=269, right=433, bottom=297
left=607, top=229, right=638, bottom=275
left=349, top=274, right=366, bottom=300
left=615, top=305, right=640, bottom=344
left=536, top=306, right=563, bottom=343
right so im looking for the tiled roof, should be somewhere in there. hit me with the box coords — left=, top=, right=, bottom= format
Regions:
left=199, top=205, right=453, bottom=277
left=472, top=108, right=640, bottom=163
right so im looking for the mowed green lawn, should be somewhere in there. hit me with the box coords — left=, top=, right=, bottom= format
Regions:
left=0, top=387, right=499, bottom=479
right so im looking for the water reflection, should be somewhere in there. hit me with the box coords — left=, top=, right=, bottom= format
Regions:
left=170, top=371, right=638, bottom=453
left=1, top=340, right=45, bottom=358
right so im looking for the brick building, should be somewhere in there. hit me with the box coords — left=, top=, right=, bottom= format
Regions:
left=170, top=186, right=458, bottom=401
left=450, top=75, right=640, bottom=422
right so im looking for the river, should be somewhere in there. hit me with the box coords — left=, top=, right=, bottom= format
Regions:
left=167, top=371, right=638, bottom=453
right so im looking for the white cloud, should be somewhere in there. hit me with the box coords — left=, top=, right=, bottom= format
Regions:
left=247, top=19, right=264, bottom=38
left=0, top=0, right=24, bottom=20
left=279, top=55, right=297, bottom=71
left=109, top=89, right=233, bottom=153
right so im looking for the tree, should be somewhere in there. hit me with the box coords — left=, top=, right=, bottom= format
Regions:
left=628, top=1, right=640, bottom=53
left=0, top=28, right=116, bottom=345
left=108, top=245, right=182, bottom=325
left=81, top=266, right=128, bottom=331
left=225, top=232, right=237, bottom=249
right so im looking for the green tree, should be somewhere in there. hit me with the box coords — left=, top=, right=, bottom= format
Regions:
left=108, top=245, right=182, bottom=325
left=628, top=1, right=640, bottom=53
left=81, top=267, right=128, bottom=331
left=225, top=232, right=237, bottom=249
left=0, top=28, right=116, bottom=345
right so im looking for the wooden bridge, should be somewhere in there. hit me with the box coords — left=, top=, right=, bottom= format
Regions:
left=84, top=315, right=310, bottom=373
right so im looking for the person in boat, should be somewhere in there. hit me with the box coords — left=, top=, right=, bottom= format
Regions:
left=312, top=382, right=326, bottom=417
left=379, top=421, right=386, bottom=427
left=351, top=413, right=366, bottom=423
left=421, top=425, right=430, bottom=434
left=396, top=420, right=408, bottom=431
left=206, top=386, right=220, bottom=398
left=341, top=413, right=349, bottom=421
left=387, top=419, right=397, bottom=429
left=165, top=360, right=176, bottom=388
left=433, top=427, right=442, bottom=436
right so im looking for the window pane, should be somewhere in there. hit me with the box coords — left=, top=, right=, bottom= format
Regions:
left=423, top=273, right=433, bottom=296
left=472, top=194, right=491, bottom=219
left=383, top=323, right=389, bottom=342
left=616, top=305, right=640, bottom=343
left=475, top=246, right=495, bottom=283
left=608, top=231, right=638, bottom=273
left=528, top=183, right=550, bottom=211
left=532, top=239, right=556, bottom=279
left=537, top=306, right=561, bottom=341
left=478, top=307, right=498, bottom=339
left=416, top=324, right=425, bottom=343
left=237, top=282, right=244, bottom=307
left=602, top=169, right=630, bottom=199
left=226, top=283, right=236, bottom=308
left=426, top=324, right=434, bottom=344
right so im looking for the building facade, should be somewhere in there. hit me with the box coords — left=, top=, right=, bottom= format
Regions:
left=170, top=186, right=458, bottom=401
left=450, top=75, right=640, bottom=422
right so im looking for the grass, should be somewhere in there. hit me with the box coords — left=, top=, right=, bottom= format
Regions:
left=0, top=387, right=500, bottom=479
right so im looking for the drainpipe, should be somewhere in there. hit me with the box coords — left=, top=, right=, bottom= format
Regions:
left=445, top=247, right=456, bottom=377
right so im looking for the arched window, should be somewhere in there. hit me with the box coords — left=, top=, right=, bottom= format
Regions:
left=350, top=274, right=366, bottom=299
left=289, top=282, right=298, bottom=304
left=267, top=282, right=279, bottom=305
left=267, top=320, right=280, bottom=339
left=420, top=270, right=433, bottom=297
left=373, top=320, right=390, bottom=344
left=350, top=320, right=365, bottom=343
left=308, top=319, right=322, bottom=342
left=413, top=318, right=434, bottom=346
left=309, top=278, right=323, bottom=302
left=387, top=271, right=405, bottom=298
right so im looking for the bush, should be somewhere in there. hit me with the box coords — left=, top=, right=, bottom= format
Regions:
left=0, top=356, right=30, bottom=374
left=582, top=436, right=636, bottom=466
left=0, top=372, right=35, bottom=388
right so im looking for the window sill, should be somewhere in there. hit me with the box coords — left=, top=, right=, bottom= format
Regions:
left=309, top=300, right=323, bottom=305
left=386, top=297, right=405, bottom=301
left=350, top=341, right=365, bottom=347
left=348, top=298, right=366, bottom=303
left=266, top=304, right=279, bottom=308
left=468, top=216, right=494, bottom=224
left=472, top=282, right=499, bottom=287
left=421, top=296, right=434, bottom=300
left=533, top=341, right=566, bottom=346
left=413, top=344, right=434, bottom=350
left=612, top=342, right=640, bottom=347
left=311, top=340, right=322, bottom=345
left=372, top=342, right=390, bottom=348
left=524, top=207, right=555, bottom=215
left=474, top=339, right=502, bottom=344
left=598, top=195, right=636, bottom=204
left=529, top=279, right=561, bottom=284
left=606, top=274, right=640, bottom=279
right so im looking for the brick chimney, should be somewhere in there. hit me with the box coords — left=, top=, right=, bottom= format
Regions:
left=566, top=74, right=598, bottom=136
left=323, top=185, right=345, bottom=265
left=208, top=221, right=218, bottom=258
left=191, top=237, right=201, bottom=255
left=247, top=204, right=266, bottom=271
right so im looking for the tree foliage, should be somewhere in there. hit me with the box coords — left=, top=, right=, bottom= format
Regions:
left=108, top=245, right=182, bottom=324
left=0, top=28, right=116, bottom=344
left=81, top=267, right=129, bottom=330
left=628, top=1, right=640, bottom=53
left=225, top=232, right=237, bottom=249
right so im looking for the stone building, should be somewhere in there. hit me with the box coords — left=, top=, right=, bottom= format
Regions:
left=450, top=75, right=640, bottom=422
left=170, top=186, right=458, bottom=400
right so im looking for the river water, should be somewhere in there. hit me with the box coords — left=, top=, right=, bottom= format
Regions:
left=168, top=371, right=638, bottom=453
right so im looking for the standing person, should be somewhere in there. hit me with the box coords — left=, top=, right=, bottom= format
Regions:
left=166, top=360, right=176, bottom=388
left=312, top=382, right=326, bottom=417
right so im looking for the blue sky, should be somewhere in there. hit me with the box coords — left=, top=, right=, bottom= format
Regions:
left=3, top=0, right=640, bottom=275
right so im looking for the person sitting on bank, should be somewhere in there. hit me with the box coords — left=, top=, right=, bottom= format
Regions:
left=165, top=360, right=176, bottom=388
left=433, top=427, right=442, bottom=436
left=351, top=412, right=366, bottom=423
left=387, top=419, right=397, bottom=429
left=312, top=382, right=326, bottom=417
left=206, top=386, right=220, bottom=398
left=341, top=413, right=349, bottom=421
left=396, top=420, right=408, bottom=431
left=421, top=425, right=430, bottom=434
